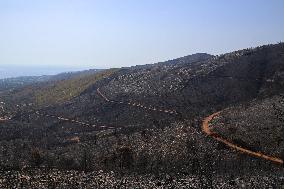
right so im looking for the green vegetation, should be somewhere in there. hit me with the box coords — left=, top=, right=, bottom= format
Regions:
left=35, top=68, right=118, bottom=106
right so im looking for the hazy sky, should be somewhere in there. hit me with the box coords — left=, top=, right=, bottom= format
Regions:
left=1, top=0, right=284, bottom=70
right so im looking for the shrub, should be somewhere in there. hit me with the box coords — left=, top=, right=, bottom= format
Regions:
left=30, top=148, right=44, bottom=167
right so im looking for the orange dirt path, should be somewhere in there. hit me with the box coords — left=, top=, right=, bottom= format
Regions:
left=202, top=111, right=283, bottom=165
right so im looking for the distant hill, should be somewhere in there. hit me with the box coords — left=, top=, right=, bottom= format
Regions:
left=0, top=69, right=100, bottom=92
left=0, top=75, right=52, bottom=91
left=0, top=69, right=107, bottom=107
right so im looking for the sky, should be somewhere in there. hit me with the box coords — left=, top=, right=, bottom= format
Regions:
left=0, top=0, right=284, bottom=78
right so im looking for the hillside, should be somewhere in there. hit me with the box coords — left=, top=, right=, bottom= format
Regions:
left=211, top=95, right=284, bottom=158
left=0, top=43, right=284, bottom=188
left=0, top=69, right=107, bottom=109
left=35, top=69, right=117, bottom=106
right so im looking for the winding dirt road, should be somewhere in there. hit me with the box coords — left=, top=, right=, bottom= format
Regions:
left=1, top=87, right=283, bottom=166
left=202, top=111, right=283, bottom=165
left=97, top=88, right=178, bottom=115
left=99, top=87, right=283, bottom=165
left=34, top=111, right=116, bottom=130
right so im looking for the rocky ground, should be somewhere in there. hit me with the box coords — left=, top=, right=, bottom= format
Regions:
left=0, top=169, right=283, bottom=189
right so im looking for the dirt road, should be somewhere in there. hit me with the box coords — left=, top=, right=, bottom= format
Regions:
left=202, top=111, right=283, bottom=165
